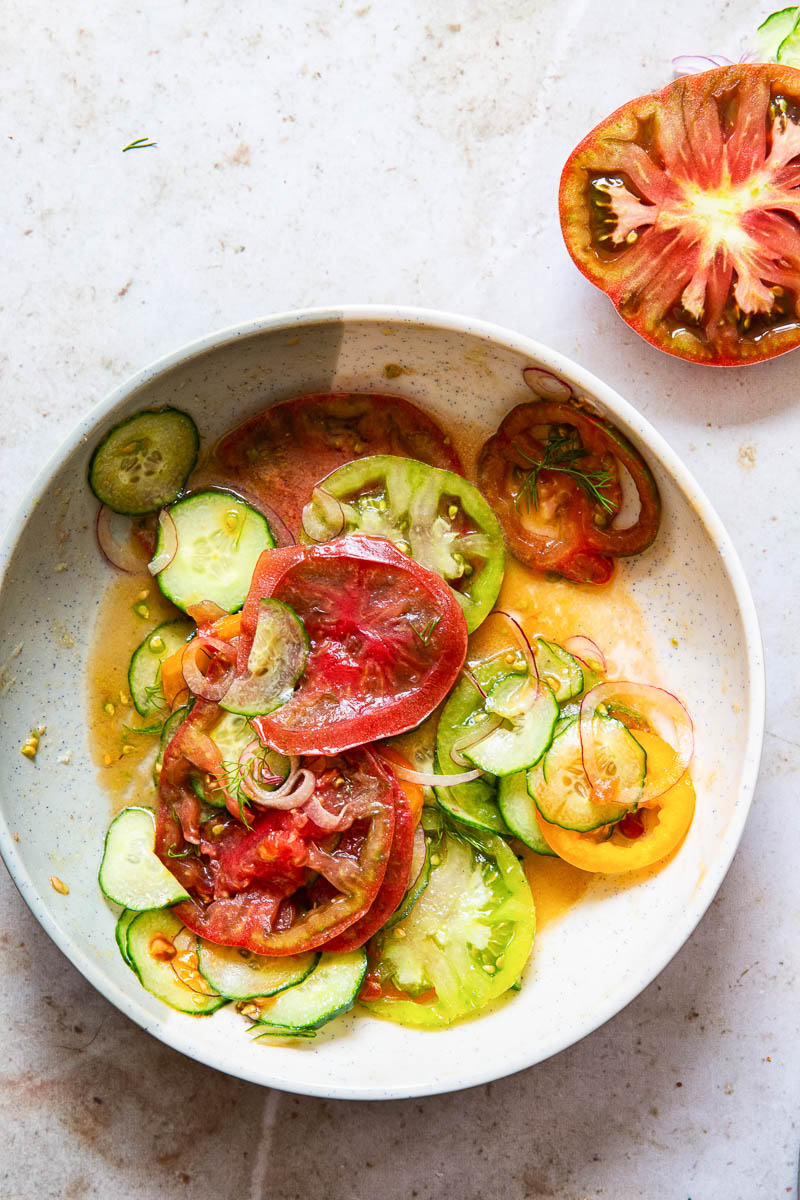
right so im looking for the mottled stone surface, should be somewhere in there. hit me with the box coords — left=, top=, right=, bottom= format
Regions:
left=2, top=1, right=798, bottom=1197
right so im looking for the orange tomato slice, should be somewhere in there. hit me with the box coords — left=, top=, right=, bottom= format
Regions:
left=160, top=612, right=242, bottom=709
left=536, top=731, right=695, bottom=873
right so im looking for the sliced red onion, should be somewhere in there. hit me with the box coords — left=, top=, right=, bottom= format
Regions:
left=305, top=843, right=362, bottom=895
left=302, top=792, right=381, bottom=832
left=147, top=509, right=178, bottom=576
left=181, top=637, right=237, bottom=701
left=383, top=760, right=481, bottom=787
left=450, top=714, right=504, bottom=766
left=301, top=487, right=345, bottom=543
left=563, top=635, right=607, bottom=673
left=96, top=505, right=150, bottom=573
left=242, top=766, right=315, bottom=810
left=523, top=366, right=574, bottom=401
left=492, top=611, right=539, bottom=683
left=186, top=599, right=230, bottom=627
left=672, top=54, right=734, bottom=76
left=460, top=666, right=487, bottom=700
left=580, top=681, right=694, bottom=803
left=237, top=745, right=318, bottom=810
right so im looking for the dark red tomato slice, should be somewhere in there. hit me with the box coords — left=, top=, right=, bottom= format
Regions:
left=324, top=775, right=415, bottom=952
left=559, top=64, right=800, bottom=365
left=155, top=729, right=398, bottom=956
left=240, top=535, right=468, bottom=755
left=207, top=392, right=463, bottom=537
left=477, top=401, right=660, bottom=583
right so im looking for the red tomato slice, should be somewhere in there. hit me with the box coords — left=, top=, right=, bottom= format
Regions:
left=323, top=775, right=415, bottom=952
left=559, top=64, right=800, bottom=365
left=477, top=401, right=660, bottom=582
left=207, top=392, right=463, bottom=536
left=241, top=535, right=468, bottom=756
left=155, top=722, right=399, bottom=956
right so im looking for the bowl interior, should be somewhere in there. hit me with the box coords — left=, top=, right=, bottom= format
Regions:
left=0, top=310, right=763, bottom=1098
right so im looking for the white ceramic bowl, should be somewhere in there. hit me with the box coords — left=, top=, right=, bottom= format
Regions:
left=0, top=306, right=764, bottom=1099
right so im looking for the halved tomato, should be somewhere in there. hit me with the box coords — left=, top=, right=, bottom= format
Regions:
left=559, top=64, right=800, bottom=365
left=240, top=536, right=469, bottom=756
left=205, top=392, right=464, bottom=536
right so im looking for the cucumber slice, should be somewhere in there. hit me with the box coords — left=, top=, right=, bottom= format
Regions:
left=434, top=654, right=525, bottom=833
left=528, top=717, right=645, bottom=832
left=89, top=408, right=199, bottom=516
left=126, top=908, right=226, bottom=1015
left=128, top=618, right=194, bottom=717
left=98, top=807, right=190, bottom=910
left=497, top=772, right=558, bottom=856
left=221, top=599, right=308, bottom=717
left=247, top=950, right=367, bottom=1035
left=463, top=675, right=558, bottom=777
left=534, top=638, right=584, bottom=703
left=115, top=908, right=138, bottom=968
left=156, top=491, right=274, bottom=614
left=756, top=7, right=799, bottom=60
left=196, top=940, right=318, bottom=1001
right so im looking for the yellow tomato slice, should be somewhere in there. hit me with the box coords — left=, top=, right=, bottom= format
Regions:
left=536, top=731, right=695, bottom=873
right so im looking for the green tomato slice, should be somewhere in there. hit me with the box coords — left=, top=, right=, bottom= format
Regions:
left=302, top=454, right=505, bottom=632
left=362, top=820, right=535, bottom=1028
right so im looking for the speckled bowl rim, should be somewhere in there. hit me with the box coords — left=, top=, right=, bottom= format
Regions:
left=0, top=305, right=765, bottom=1099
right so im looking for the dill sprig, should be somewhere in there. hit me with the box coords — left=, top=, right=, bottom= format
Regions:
left=142, top=679, right=167, bottom=710
left=122, top=136, right=157, bottom=152
left=514, top=430, right=616, bottom=514
left=406, top=615, right=442, bottom=645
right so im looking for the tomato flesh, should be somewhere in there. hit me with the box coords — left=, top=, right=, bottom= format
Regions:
left=207, top=392, right=463, bottom=536
left=559, top=64, right=800, bottom=365
left=241, top=536, right=468, bottom=756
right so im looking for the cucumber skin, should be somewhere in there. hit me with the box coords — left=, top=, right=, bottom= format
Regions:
left=88, top=408, right=199, bottom=516
left=128, top=618, right=193, bottom=717
left=249, top=950, right=368, bottom=1034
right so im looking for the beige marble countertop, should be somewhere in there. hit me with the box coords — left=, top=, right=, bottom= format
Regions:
left=2, top=2, right=798, bottom=1197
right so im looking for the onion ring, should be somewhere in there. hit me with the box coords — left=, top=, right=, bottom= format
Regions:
left=96, top=505, right=149, bottom=573
left=147, top=509, right=178, bottom=576
left=580, top=681, right=694, bottom=803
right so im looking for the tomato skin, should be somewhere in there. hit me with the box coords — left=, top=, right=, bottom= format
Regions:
left=559, top=64, right=800, bottom=366
left=477, top=402, right=660, bottom=581
left=208, top=392, right=463, bottom=536
left=324, top=777, right=415, bottom=952
left=241, top=536, right=469, bottom=756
